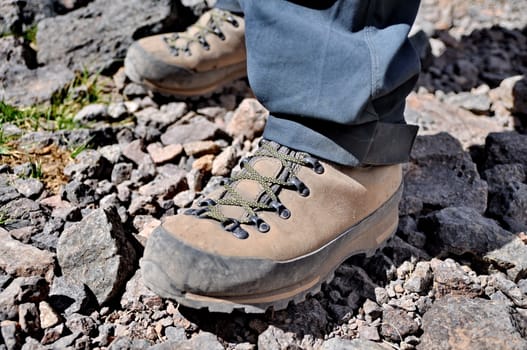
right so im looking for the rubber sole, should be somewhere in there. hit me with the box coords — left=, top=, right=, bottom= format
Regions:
left=142, top=186, right=402, bottom=314
left=124, top=56, right=247, bottom=98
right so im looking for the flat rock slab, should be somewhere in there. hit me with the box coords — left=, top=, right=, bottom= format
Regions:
left=36, top=0, right=184, bottom=74
left=161, top=119, right=221, bottom=145
left=57, top=207, right=137, bottom=305
left=0, top=228, right=55, bottom=281
left=418, top=296, right=527, bottom=350
left=401, top=133, right=488, bottom=215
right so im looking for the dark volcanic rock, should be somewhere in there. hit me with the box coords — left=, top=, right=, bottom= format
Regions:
left=420, top=207, right=527, bottom=280
left=487, top=181, right=527, bottom=233
left=37, top=0, right=184, bottom=74
left=420, top=207, right=514, bottom=256
left=484, top=132, right=527, bottom=169
left=63, top=150, right=112, bottom=181
left=418, top=296, right=527, bottom=350
left=401, top=133, right=488, bottom=216
left=48, top=276, right=95, bottom=316
left=57, top=207, right=138, bottom=305
left=0, top=276, right=48, bottom=321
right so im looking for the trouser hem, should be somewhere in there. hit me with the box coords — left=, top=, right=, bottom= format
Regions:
left=263, top=115, right=418, bottom=166
left=215, top=0, right=242, bottom=14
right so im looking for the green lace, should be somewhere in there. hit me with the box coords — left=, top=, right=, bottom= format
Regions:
left=164, top=9, right=238, bottom=56
left=186, top=141, right=324, bottom=238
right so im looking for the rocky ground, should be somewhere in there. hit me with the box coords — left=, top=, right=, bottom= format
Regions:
left=1, top=0, right=527, bottom=349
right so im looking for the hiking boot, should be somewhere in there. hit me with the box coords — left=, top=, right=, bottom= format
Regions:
left=141, top=140, right=402, bottom=313
left=125, top=9, right=246, bottom=96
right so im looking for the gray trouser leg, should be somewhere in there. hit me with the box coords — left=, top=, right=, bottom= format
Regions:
left=215, top=0, right=242, bottom=13
left=236, top=0, right=421, bottom=166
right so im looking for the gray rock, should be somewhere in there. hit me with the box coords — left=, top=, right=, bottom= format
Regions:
left=61, top=179, right=97, bottom=206
left=485, top=132, right=527, bottom=169
left=0, top=276, right=48, bottom=321
left=512, top=77, right=527, bottom=115
left=138, top=172, right=187, bottom=200
left=0, top=320, right=20, bottom=350
left=165, top=327, right=187, bottom=343
left=123, top=83, right=149, bottom=98
left=13, top=178, right=44, bottom=199
left=257, top=325, right=299, bottom=350
left=1, top=197, right=48, bottom=231
left=161, top=119, right=221, bottom=145
left=483, top=164, right=525, bottom=192
left=48, top=276, right=94, bottom=316
left=111, top=163, right=134, bottom=185
left=136, top=103, right=187, bottom=132
left=57, top=207, right=138, bottom=305
left=491, top=273, right=527, bottom=308
left=358, top=325, right=380, bottom=341
left=418, top=296, right=527, bottom=350
left=1, top=62, right=74, bottom=107
left=446, top=92, right=492, bottom=114
left=130, top=162, right=157, bottom=186
left=123, top=140, right=151, bottom=166
left=41, top=323, right=65, bottom=345
left=319, top=338, right=387, bottom=350
left=430, top=258, right=482, bottom=298
left=98, top=144, right=123, bottom=164
left=487, top=181, right=527, bottom=232
left=65, top=313, right=97, bottom=336
left=128, top=195, right=158, bottom=216
left=420, top=206, right=512, bottom=256
left=401, top=133, right=488, bottom=215
left=0, top=228, right=55, bottom=280
left=380, top=308, right=419, bottom=341
left=0, top=1, right=22, bottom=35
left=404, top=261, right=433, bottom=294
left=120, top=269, right=158, bottom=310
left=108, top=337, right=152, bottom=350
left=37, top=0, right=185, bottom=74
left=18, top=303, right=40, bottom=335
left=49, top=331, right=82, bottom=350
left=64, top=150, right=112, bottom=180
left=73, top=104, right=109, bottom=123
left=21, top=337, right=47, bottom=350
left=108, top=102, right=128, bottom=120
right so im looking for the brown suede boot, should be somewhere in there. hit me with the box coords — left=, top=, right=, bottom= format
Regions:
left=124, top=9, right=246, bottom=96
left=141, top=140, right=402, bottom=313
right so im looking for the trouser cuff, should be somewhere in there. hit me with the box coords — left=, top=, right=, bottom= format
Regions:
left=263, top=115, right=418, bottom=166
left=215, top=0, right=242, bottom=14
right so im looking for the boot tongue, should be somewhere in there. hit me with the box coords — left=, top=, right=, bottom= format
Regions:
left=217, top=140, right=304, bottom=221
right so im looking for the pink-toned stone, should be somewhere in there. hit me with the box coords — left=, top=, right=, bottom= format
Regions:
left=192, top=154, right=215, bottom=172
left=183, top=141, right=220, bottom=157
left=146, top=142, right=183, bottom=164
left=226, top=98, right=268, bottom=140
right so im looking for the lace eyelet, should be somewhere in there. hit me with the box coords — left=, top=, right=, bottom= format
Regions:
left=290, top=177, right=310, bottom=197
left=270, top=201, right=291, bottom=220
left=198, top=198, right=216, bottom=207
left=232, top=226, right=249, bottom=239
left=304, top=156, right=325, bottom=174
left=250, top=216, right=270, bottom=233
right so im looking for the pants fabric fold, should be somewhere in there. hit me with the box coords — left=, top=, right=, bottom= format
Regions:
left=216, top=0, right=421, bottom=166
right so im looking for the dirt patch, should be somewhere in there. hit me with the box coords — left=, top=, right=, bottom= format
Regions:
left=1, top=142, right=71, bottom=194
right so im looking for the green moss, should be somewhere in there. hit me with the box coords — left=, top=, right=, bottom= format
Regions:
left=0, top=69, right=108, bottom=140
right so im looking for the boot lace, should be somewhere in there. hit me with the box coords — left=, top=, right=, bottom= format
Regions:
left=164, top=9, right=240, bottom=56
left=185, top=140, right=325, bottom=239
